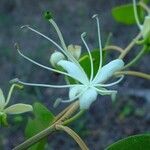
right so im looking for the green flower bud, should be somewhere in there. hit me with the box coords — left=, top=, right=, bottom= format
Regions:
left=50, top=51, right=65, bottom=67
left=142, top=16, right=150, bottom=39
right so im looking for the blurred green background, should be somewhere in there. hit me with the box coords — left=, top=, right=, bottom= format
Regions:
left=0, top=0, right=149, bottom=149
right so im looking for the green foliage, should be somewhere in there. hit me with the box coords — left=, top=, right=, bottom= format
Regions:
left=25, top=102, right=55, bottom=150
left=105, top=134, right=150, bottom=150
left=111, top=3, right=144, bottom=25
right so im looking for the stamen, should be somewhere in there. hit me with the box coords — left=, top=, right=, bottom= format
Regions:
left=10, top=78, right=83, bottom=88
left=133, top=0, right=143, bottom=29
left=15, top=44, right=82, bottom=81
left=21, top=25, right=87, bottom=79
left=81, top=32, right=94, bottom=81
left=92, top=14, right=103, bottom=69
left=47, top=20, right=88, bottom=79
left=94, top=87, right=117, bottom=95
left=21, top=25, right=69, bottom=59
left=49, top=19, right=68, bottom=52
left=94, top=75, right=124, bottom=87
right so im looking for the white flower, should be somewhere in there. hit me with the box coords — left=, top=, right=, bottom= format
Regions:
left=0, top=84, right=33, bottom=116
left=133, top=0, right=150, bottom=38
left=14, top=14, right=124, bottom=109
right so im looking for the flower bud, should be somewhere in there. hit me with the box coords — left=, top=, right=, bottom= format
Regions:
left=142, top=16, right=150, bottom=39
left=50, top=51, right=65, bottom=67
left=68, top=44, right=81, bottom=60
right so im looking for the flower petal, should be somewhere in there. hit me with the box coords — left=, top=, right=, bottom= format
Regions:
left=79, top=88, right=97, bottom=109
left=4, top=103, right=33, bottom=115
left=57, top=60, right=89, bottom=84
left=92, top=59, right=124, bottom=84
left=0, top=88, right=5, bottom=109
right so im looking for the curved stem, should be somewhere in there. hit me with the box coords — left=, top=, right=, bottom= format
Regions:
left=13, top=101, right=80, bottom=150
left=55, top=124, right=89, bottom=150
left=13, top=124, right=56, bottom=150
left=115, top=71, right=150, bottom=80
left=123, top=46, right=146, bottom=69
left=119, top=32, right=142, bottom=59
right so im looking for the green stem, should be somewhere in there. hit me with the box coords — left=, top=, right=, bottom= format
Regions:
left=123, top=46, right=146, bottom=69
left=115, top=71, right=150, bottom=80
left=55, top=125, right=89, bottom=150
left=63, top=110, right=86, bottom=125
left=119, top=33, right=142, bottom=59
left=13, top=101, right=80, bottom=150
left=13, top=124, right=56, bottom=150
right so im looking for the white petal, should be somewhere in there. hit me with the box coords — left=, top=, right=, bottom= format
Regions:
left=57, top=60, right=89, bottom=84
left=0, top=88, right=5, bottom=109
left=4, top=103, right=33, bottom=115
left=79, top=88, right=97, bottom=109
left=69, top=86, right=83, bottom=99
left=93, top=59, right=124, bottom=84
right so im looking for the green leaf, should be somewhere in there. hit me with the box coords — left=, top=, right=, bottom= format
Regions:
left=105, top=134, right=150, bottom=150
left=111, top=3, right=145, bottom=25
left=25, top=102, right=55, bottom=150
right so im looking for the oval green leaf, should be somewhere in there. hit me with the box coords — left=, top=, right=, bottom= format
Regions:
left=105, top=134, right=150, bottom=150
left=112, top=3, right=145, bottom=25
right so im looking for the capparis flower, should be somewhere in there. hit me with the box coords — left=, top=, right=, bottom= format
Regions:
left=13, top=14, right=124, bottom=109
left=0, top=84, right=33, bottom=126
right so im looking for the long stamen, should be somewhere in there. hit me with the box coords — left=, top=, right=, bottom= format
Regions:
left=133, top=0, right=142, bottom=29
left=15, top=44, right=82, bottom=81
left=21, top=25, right=68, bottom=57
left=49, top=19, right=68, bottom=52
left=92, top=14, right=103, bottom=69
left=21, top=25, right=87, bottom=79
left=10, top=78, right=83, bottom=89
left=94, top=75, right=124, bottom=87
left=81, top=32, right=94, bottom=81
left=93, top=87, right=117, bottom=95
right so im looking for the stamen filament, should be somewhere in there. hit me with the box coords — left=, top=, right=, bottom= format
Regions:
left=92, top=14, right=103, bottom=69
left=16, top=45, right=82, bottom=81
left=94, top=75, right=124, bottom=87
left=21, top=25, right=87, bottom=79
left=81, top=32, right=94, bottom=81
left=12, top=78, right=83, bottom=88
left=94, top=87, right=117, bottom=95
left=49, top=19, right=68, bottom=52
left=21, top=25, right=69, bottom=57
